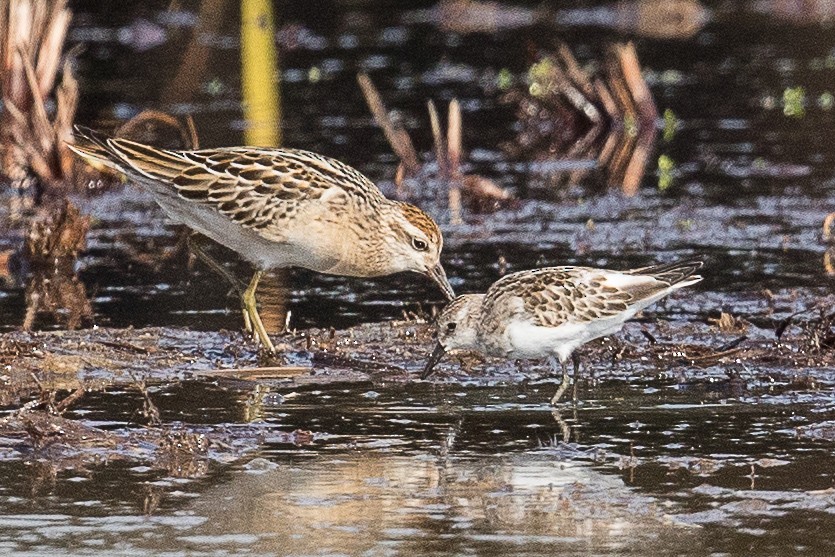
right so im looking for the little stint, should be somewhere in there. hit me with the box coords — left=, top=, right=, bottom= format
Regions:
left=422, top=258, right=703, bottom=404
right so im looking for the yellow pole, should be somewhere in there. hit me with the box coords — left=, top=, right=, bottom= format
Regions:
left=240, top=0, right=281, bottom=147
left=241, top=0, right=287, bottom=338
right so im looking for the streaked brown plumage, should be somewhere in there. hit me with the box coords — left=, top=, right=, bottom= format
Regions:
left=69, top=128, right=455, bottom=351
left=422, top=258, right=703, bottom=404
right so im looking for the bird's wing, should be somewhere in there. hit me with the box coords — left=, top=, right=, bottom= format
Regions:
left=483, top=266, right=666, bottom=327
left=71, top=129, right=385, bottom=236
left=105, top=139, right=385, bottom=231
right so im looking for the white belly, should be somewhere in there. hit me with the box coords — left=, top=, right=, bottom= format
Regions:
left=152, top=194, right=340, bottom=272
left=504, top=315, right=631, bottom=362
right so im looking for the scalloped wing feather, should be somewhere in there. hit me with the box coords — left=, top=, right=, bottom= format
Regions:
left=483, top=267, right=670, bottom=329
left=99, top=139, right=384, bottom=234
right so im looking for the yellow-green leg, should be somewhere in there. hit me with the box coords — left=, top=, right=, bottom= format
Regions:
left=187, top=234, right=246, bottom=294
left=186, top=234, right=274, bottom=352
left=549, top=353, right=581, bottom=405
left=550, top=360, right=571, bottom=405
left=187, top=234, right=252, bottom=333
left=242, top=270, right=275, bottom=353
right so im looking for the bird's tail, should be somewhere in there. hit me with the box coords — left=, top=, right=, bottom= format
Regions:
left=628, top=257, right=704, bottom=288
left=66, top=126, right=129, bottom=176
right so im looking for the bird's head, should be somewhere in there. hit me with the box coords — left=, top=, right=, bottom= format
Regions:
left=421, top=294, right=483, bottom=378
left=385, top=202, right=455, bottom=300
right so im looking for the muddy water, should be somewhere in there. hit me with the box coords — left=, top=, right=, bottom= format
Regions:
left=3, top=382, right=835, bottom=555
left=2, top=0, right=835, bottom=555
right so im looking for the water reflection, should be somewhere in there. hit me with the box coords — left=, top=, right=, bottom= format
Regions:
left=187, top=453, right=697, bottom=555
left=428, top=0, right=708, bottom=40
left=0, top=379, right=833, bottom=554
left=0, top=453, right=698, bottom=555
left=21, top=202, right=93, bottom=330
left=2, top=1, right=835, bottom=553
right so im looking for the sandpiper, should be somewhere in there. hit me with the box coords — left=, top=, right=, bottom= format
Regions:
left=69, top=128, right=455, bottom=352
left=422, top=258, right=703, bottom=404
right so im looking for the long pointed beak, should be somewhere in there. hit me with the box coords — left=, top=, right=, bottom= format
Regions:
left=421, top=342, right=447, bottom=379
left=425, top=263, right=455, bottom=301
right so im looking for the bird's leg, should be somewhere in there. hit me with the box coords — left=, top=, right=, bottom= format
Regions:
left=550, top=408, right=570, bottom=443
left=242, top=271, right=275, bottom=353
left=549, top=356, right=571, bottom=405
left=571, top=351, right=582, bottom=404
left=187, top=234, right=251, bottom=330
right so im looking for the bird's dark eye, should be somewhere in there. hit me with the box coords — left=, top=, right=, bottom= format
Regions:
left=412, top=237, right=428, bottom=251
left=446, top=322, right=457, bottom=332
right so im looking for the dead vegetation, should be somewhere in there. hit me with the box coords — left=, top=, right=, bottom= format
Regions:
left=502, top=42, right=658, bottom=195
left=358, top=72, right=513, bottom=223
left=9, top=110, right=201, bottom=332
left=2, top=311, right=835, bottom=408
left=0, top=0, right=79, bottom=205
left=0, top=303, right=834, bottom=472
left=0, top=408, right=285, bottom=478
left=798, top=308, right=835, bottom=354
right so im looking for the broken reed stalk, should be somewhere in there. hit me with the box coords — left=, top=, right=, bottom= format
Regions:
left=614, top=42, right=658, bottom=195
left=604, top=55, right=639, bottom=192
left=117, top=109, right=200, bottom=150
left=556, top=43, right=596, bottom=100
left=360, top=72, right=510, bottom=217
left=198, top=366, right=311, bottom=379
left=427, top=100, right=448, bottom=177
left=357, top=72, right=420, bottom=175
left=822, top=212, right=835, bottom=242
left=428, top=98, right=463, bottom=224
left=0, top=0, right=78, bottom=201
left=618, top=43, right=658, bottom=126
left=446, top=99, right=463, bottom=224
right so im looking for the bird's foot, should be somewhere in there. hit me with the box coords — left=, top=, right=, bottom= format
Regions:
left=242, top=271, right=275, bottom=354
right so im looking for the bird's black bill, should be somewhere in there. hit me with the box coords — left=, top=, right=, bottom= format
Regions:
left=421, top=342, right=447, bottom=379
left=426, top=263, right=455, bottom=301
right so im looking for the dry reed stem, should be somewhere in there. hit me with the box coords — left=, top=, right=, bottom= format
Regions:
left=822, top=212, right=835, bottom=242
left=618, top=42, right=659, bottom=126
left=556, top=42, right=595, bottom=100
left=360, top=73, right=510, bottom=216
left=357, top=72, right=420, bottom=174
left=447, top=98, right=462, bottom=179
left=446, top=99, right=463, bottom=224
left=427, top=99, right=448, bottom=178
left=553, top=56, right=601, bottom=124
left=198, top=366, right=311, bottom=379
left=116, top=109, right=201, bottom=149
left=593, top=77, right=619, bottom=121
left=0, top=0, right=76, bottom=196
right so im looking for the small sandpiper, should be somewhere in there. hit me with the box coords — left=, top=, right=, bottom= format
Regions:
left=69, top=128, right=455, bottom=352
left=422, top=258, right=703, bottom=404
